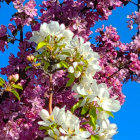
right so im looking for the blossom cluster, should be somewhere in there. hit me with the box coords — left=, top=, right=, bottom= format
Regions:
left=0, top=25, right=8, bottom=52
left=30, top=21, right=121, bottom=139
left=39, top=0, right=123, bottom=41
left=127, top=11, right=140, bottom=30
left=12, top=0, right=37, bottom=25
left=0, top=0, right=139, bottom=139
left=38, top=107, right=91, bottom=140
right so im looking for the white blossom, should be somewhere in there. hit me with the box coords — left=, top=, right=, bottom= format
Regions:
left=97, top=119, right=118, bottom=140
left=29, top=21, right=73, bottom=45
left=97, top=111, right=110, bottom=120
left=93, top=84, right=121, bottom=112
left=38, top=107, right=91, bottom=140
left=68, top=62, right=82, bottom=78
left=70, top=36, right=101, bottom=77
left=72, top=77, right=121, bottom=112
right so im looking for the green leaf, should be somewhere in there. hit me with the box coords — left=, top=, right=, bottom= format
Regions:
left=89, top=116, right=96, bottom=130
left=36, top=41, right=47, bottom=50
left=39, top=126, right=47, bottom=130
left=45, top=35, right=50, bottom=43
left=81, top=106, right=89, bottom=115
left=0, top=77, right=5, bottom=84
left=81, top=59, right=88, bottom=66
left=12, top=84, right=23, bottom=90
left=97, top=107, right=103, bottom=112
left=61, top=51, right=71, bottom=56
left=58, top=44, right=66, bottom=49
left=89, top=107, right=97, bottom=118
left=25, top=66, right=32, bottom=71
left=71, top=100, right=82, bottom=113
left=76, top=65, right=83, bottom=72
left=91, top=135, right=100, bottom=140
left=60, top=61, right=69, bottom=68
left=89, top=107, right=97, bottom=130
left=106, top=111, right=114, bottom=118
left=0, top=77, right=5, bottom=87
left=82, top=121, right=89, bottom=125
left=66, top=73, right=75, bottom=87
left=44, top=62, right=50, bottom=71
left=11, top=89, right=20, bottom=100
left=57, top=37, right=65, bottom=43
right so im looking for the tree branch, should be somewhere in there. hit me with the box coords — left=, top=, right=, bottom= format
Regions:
left=20, top=27, right=23, bottom=42
left=49, top=74, right=53, bottom=114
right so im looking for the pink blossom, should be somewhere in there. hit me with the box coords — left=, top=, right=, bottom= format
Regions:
left=24, top=0, right=37, bottom=17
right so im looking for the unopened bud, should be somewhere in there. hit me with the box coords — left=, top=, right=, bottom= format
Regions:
left=8, top=74, right=19, bottom=82
left=27, top=55, right=35, bottom=61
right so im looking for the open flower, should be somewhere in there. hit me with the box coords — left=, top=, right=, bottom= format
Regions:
left=68, top=62, right=82, bottom=78
left=70, top=36, right=101, bottom=77
left=29, top=21, right=73, bottom=45
left=93, top=84, right=121, bottom=112
left=97, top=119, right=118, bottom=140
left=38, top=107, right=66, bottom=127
left=72, top=76, right=121, bottom=112
left=38, top=107, right=91, bottom=140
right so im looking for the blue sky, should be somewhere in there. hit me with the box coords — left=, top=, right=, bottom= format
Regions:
left=0, top=0, right=140, bottom=139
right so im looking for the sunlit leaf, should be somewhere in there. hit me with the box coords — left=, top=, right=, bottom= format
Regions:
left=89, top=107, right=97, bottom=130
left=11, top=89, right=20, bottom=100
left=12, top=84, right=23, bottom=90
left=36, top=41, right=47, bottom=50
left=106, top=111, right=114, bottom=118
left=91, top=135, right=100, bottom=140
left=81, top=106, right=89, bottom=115
left=66, top=73, right=75, bottom=87
left=76, top=65, right=83, bottom=72
left=61, top=51, right=71, bottom=56
left=60, top=61, right=69, bottom=68
left=0, top=77, right=5, bottom=87
left=71, top=100, right=82, bottom=113
left=45, top=35, right=50, bottom=43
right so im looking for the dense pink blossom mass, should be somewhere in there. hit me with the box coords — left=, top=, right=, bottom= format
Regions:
left=0, top=0, right=140, bottom=139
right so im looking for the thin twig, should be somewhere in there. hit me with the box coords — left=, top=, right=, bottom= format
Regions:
left=20, top=27, right=23, bottom=42
left=130, top=0, right=138, bottom=6
left=49, top=74, right=53, bottom=114
left=138, top=0, right=140, bottom=34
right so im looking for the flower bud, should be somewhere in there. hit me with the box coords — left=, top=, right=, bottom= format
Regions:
left=8, top=74, right=19, bottom=82
left=27, top=55, right=35, bottom=61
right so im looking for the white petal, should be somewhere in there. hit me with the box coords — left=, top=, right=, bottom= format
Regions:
left=39, top=109, right=49, bottom=121
left=48, top=129, right=55, bottom=137
left=44, top=137, right=54, bottom=140
left=59, top=127, right=66, bottom=134
left=38, top=121, right=53, bottom=126
left=68, top=66, right=74, bottom=73
left=40, top=23, right=49, bottom=37
left=73, top=62, right=78, bottom=68
left=78, top=131, right=91, bottom=138
left=74, top=71, right=81, bottom=78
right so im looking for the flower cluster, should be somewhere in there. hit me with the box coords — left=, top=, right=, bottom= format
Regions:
left=0, top=25, right=8, bottom=52
left=38, top=107, right=91, bottom=140
left=29, top=21, right=101, bottom=81
left=127, top=11, right=140, bottom=30
left=30, top=21, right=120, bottom=139
left=39, top=0, right=123, bottom=41
left=0, top=0, right=139, bottom=139
left=11, top=0, right=37, bottom=26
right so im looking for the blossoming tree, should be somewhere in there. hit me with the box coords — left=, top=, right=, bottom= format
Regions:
left=0, top=0, right=139, bottom=139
